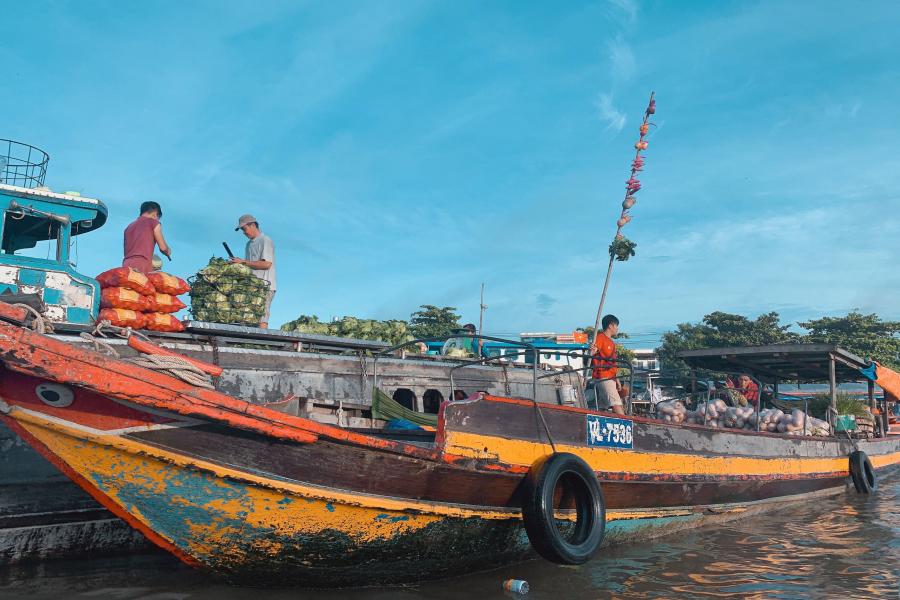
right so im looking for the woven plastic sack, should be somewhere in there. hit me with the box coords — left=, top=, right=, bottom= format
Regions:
left=96, top=267, right=155, bottom=295
left=147, top=271, right=190, bottom=295
left=100, top=287, right=151, bottom=311
left=149, top=293, right=187, bottom=314
left=98, top=308, right=146, bottom=329
left=144, top=312, right=185, bottom=332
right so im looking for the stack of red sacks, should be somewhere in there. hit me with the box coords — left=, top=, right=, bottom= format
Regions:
left=96, top=267, right=190, bottom=332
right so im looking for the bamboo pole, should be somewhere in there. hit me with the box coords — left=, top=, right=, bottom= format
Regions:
left=591, top=91, right=656, bottom=345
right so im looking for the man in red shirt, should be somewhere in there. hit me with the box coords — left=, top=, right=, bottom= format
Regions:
left=123, top=201, right=171, bottom=273
left=589, top=314, right=625, bottom=415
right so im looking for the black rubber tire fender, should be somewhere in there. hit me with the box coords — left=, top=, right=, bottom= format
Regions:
left=848, top=450, right=877, bottom=494
left=520, top=452, right=606, bottom=565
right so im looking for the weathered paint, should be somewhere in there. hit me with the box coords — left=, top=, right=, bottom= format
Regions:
left=6, top=406, right=850, bottom=586
left=0, top=263, right=98, bottom=325
left=9, top=410, right=525, bottom=585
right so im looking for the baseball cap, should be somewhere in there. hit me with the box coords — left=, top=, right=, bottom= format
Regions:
left=235, top=214, right=257, bottom=230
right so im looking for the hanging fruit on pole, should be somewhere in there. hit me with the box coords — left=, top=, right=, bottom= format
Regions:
left=592, top=91, right=657, bottom=339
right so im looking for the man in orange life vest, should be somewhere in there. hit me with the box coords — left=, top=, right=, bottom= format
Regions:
left=589, top=314, right=625, bottom=415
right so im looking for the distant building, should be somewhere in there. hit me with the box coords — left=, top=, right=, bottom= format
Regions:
left=514, top=332, right=590, bottom=370
left=631, top=348, right=660, bottom=371
left=426, top=331, right=660, bottom=375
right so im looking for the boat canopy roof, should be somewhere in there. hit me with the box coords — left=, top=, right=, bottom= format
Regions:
left=677, top=344, right=869, bottom=382
left=0, top=183, right=108, bottom=239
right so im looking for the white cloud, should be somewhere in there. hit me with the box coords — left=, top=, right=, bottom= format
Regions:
left=596, top=93, right=627, bottom=132
left=606, top=36, right=636, bottom=84
left=607, top=0, right=639, bottom=25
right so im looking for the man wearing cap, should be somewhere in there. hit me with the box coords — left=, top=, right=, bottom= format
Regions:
left=230, top=215, right=276, bottom=329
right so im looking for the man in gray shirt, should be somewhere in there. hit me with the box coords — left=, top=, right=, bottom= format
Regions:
left=231, top=214, right=277, bottom=329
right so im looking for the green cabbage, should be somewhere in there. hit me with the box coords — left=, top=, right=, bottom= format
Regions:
left=188, top=256, right=270, bottom=325
left=281, top=314, right=415, bottom=346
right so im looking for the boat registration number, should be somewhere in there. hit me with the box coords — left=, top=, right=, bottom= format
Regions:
left=586, top=415, right=633, bottom=449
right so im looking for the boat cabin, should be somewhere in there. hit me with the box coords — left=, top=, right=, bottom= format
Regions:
left=678, top=343, right=891, bottom=437
left=0, top=141, right=107, bottom=326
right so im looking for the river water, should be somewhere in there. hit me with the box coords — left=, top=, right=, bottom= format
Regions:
left=2, top=473, right=897, bottom=600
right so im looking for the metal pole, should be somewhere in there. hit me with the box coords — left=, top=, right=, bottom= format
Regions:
left=803, top=398, right=808, bottom=436
left=829, top=354, right=837, bottom=429
left=703, top=386, right=711, bottom=427
left=478, top=283, right=486, bottom=357
left=627, top=363, right=634, bottom=415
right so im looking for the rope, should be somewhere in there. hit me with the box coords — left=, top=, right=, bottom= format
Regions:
left=14, top=303, right=52, bottom=335
left=125, top=354, right=215, bottom=389
left=501, top=362, right=511, bottom=396
left=80, top=331, right=119, bottom=357
left=358, top=350, right=369, bottom=400
left=78, top=319, right=214, bottom=389
left=90, top=319, right=152, bottom=343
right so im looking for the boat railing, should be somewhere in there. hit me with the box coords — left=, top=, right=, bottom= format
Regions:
left=372, top=334, right=540, bottom=402
left=0, top=139, right=49, bottom=189
left=534, top=353, right=636, bottom=412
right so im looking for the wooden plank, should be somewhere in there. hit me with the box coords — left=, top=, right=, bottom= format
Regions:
left=0, top=301, right=28, bottom=325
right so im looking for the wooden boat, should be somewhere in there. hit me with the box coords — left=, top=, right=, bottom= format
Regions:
left=0, top=165, right=588, bottom=563
left=1, top=303, right=899, bottom=586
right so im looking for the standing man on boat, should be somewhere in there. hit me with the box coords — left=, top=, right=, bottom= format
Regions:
left=123, top=201, right=171, bottom=274
left=231, top=214, right=276, bottom=329
left=588, top=314, right=625, bottom=415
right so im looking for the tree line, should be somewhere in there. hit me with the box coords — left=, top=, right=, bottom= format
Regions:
left=657, top=310, right=900, bottom=372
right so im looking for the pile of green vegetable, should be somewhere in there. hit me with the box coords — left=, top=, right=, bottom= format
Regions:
left=281, top=315, right=414, bottom=347
left=189, top=257, right=269, bottom=326
left=609, top=235, right=637, bottom=261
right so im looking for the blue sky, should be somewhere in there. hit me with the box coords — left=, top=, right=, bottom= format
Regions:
left=3, top=0, right=899, bottom=348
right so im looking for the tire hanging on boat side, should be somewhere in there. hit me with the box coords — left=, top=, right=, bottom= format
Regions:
left=520, top=452, right=606, bottom=564
left=848, top=450, right=877, bottom=494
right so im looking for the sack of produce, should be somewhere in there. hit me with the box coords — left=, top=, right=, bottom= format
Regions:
left=98, top=308, right=146, bottom=329
left=150, top=293, right=187, bottom=314
left=100, top=287, right=151, bottom=312
left=656, top=400, right=687, bottom=423
left=144, top=312, right=185, bottom=332
left=147, top=271, right=190, bottom=295
left=96, top=267, right=155, bottom=296
left=188, top=257, right=269, bottom=326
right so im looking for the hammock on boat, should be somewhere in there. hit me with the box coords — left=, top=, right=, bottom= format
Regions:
left=371, top=387, right=438, bottom=427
